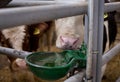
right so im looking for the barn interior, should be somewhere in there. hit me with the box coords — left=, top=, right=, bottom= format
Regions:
left=0, top=0, right=120, bottom=82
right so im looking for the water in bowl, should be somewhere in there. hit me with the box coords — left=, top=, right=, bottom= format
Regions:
left=34, top=53, right=67, bottom=67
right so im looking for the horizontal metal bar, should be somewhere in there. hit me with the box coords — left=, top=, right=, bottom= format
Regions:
left=0, top=2, right=120, bottom=29
left=22, top=0, right=55, bottom=1
left=64, top=70, right=85, bottom=82
left=0, top=2, right=87, bottom=29
left=116, top=77, right=120, bottom=82
left=0, top=46, right=31, bottom=59
left=8, top=0, right=56, bottom=7
left=104, top=2, right=120, bottom=12
left=102, top=43, right=120, bottom=66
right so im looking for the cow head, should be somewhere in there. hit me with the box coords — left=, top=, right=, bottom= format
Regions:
left=55, top=16, right=84, bottom=50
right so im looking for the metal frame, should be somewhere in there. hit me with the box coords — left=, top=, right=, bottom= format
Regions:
left=0, top=1, right=120, bottom=82
left=87, top=0, right=105, bottom=82
left=86, top=0, right=104, bottom=82
left=0, top=2, right=120, bottom=29
left=0, top=46, right=31, bottom=59
left=8, top=0, right=56, bottom=6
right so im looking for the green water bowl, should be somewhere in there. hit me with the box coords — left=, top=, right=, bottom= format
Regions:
left=25, top=52, right=75, bottom=80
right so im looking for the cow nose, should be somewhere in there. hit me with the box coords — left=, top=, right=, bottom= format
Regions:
left=60, top=36, right=79, bottom=47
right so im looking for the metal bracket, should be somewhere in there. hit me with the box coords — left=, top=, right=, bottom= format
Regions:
left=91, top=50, right=99, bottom=54
left=83, top=76, right=93, bottom=82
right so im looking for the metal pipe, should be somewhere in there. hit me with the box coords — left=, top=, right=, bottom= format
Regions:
left=0, top=46, right=31, bottom=59
left=102, top=43, right=120, bottom=66
left=116, top=77, right=120, bottom=82
left=8, top=0, right=56, bottom=7
left=85, top=0, right=94, bottom=81
left=0, top=2, right=120, bottom=29
left=84, top=14, right=89, bottom=45
left=95, top=0, right=104, bottom=82
left=86, top=0, right=104, bottom=82
left=104, top=2, right=120, bottom=12
left=0, top=3, right=87, bottom=29
left=85, top=0, right=98, bottom=82
left=64, top=70, right=85, bottom=82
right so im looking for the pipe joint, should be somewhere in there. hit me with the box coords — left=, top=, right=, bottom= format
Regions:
left=91, top=50, right=99, bottom=54
left=83, top=76, right=93, bottom=82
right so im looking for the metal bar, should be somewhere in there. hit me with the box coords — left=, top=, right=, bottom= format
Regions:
left=8, top=0, right=56, bottom=7
left=102, top=43, right=120, bottom=66
left=0, top=2, right=120, bottom=29
left=95, top=0, right=104, bottom=81
left=84, top=14, right=89, bottom=45
left=0, top=46, right=31, bottom=59
left=116, top=77, right=120, bottom=82
left=0, top=3, right=87, bottom=29
left=23, top=0, right=55, bottom=1
left=86, top=0, right=104, bottom=82
left=86, top=0, right=98, bottom=81
left=104, top=2, right=120, bottom=12
left=64, top=70, right=85, bottom=82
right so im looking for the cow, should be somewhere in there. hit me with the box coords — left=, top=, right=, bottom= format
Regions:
left=0, top=21, right=55, bottom=70
left=55, top=0, right=117, bottom=77
left=23, top=21, right=55, bottom=52
left=1, top=25, right=26, bottom=67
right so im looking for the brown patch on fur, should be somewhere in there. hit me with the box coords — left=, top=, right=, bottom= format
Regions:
left=23, top=21, right=55, bottom=52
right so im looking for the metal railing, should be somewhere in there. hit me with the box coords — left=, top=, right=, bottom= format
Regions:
left=0, top=0, right=120, bottom=82
left=0, top=2, right=120, bottom=29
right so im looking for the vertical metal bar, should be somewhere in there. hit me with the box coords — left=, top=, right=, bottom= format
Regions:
left=84, top=14, right=89, bottom=45
left=96, top=0, right=104, bottom=81
left=86, top=0, right=96, bottom=81
left=86, top=0, right=104, bottom=82
left=89, top=0, right=99, bottom=81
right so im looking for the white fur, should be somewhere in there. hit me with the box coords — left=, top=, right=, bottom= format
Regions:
left=2, top=25, right=27, bottom=69
left=101, top=21, right=110, bottom=77
left=104, top=21, right=110, bottom=52
left=2, top=25, right=26, bottom=50
left=55, top=15, right=84, bottom=49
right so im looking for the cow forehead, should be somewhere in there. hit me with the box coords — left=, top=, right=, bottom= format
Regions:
left=55, top=15, right=84, bottom=35
left=56, top=15, right=83, bottom=27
